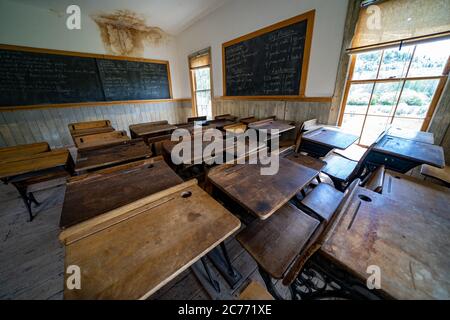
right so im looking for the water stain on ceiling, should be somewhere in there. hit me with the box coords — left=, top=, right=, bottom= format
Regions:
left=91, top=10, right=171, bottom=57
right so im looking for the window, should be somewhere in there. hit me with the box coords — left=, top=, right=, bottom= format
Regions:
left=339, top=38, right=450, bottom=146
left=189, top=49, right=213, bottom=119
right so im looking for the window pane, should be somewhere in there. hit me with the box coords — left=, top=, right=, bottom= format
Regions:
left=359, top=116, right=391, bottom=146
left=341, top=114, right=365, bottom=138
left=408, top=39, right=450, bottom=77
left=196, top=90, right=212, bottom=119
left=194, top=67, right=211, bottom=90
left=352, top=51, right=382, bottom=80
left=377, top=46, right=414, bottom=79
left=368, top=81, right=402, bottom=116
left=395, top=79, right=439, bottom=118
left=391, top=118, right=424, bottom=132
left=344, top=83, right=374, bottom=115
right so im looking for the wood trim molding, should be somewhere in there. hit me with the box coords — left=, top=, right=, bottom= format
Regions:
left=0, top=98, right=192, bottom=112
left=221, top=10, right=315, bottom=99
left=216, top=95, right=332, bottom=103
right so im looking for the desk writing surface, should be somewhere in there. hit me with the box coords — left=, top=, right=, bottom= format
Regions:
left=74, top=131, right=130, bottom=150
left=382, top=170, right=450, bottom=216
left=129, top=123, right=177, bottom=137
left=249, top=120, right=295, bottom=134
left=302, top=128, right=358, bottom=150
left=387, top=128, right=434, bottom=144
left=74, top=139, right=151, bottom=173
left=420, top=165, right=450, bottom=185
left=321, top=187, right=450, bottom=299
left=0, top=142, right=50, bottom=162
left=373, top=135, right=444, bottom=168
left=0, top=149, right=69, bottom=179
left=63, top=180, right=241, bottom=299
left=60, top=157, right=182, bottom=229
left=208, top=158, right=319, bottom=220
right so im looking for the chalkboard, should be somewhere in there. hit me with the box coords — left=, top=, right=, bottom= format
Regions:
left=0, top=46, right=172, bottom=107
left=97, top=59, right=170, bottom=101
left=223, top=11, right=314, bottom=97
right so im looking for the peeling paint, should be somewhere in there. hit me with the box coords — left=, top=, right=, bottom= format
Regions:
left=91, top=10, right=171, bottom=57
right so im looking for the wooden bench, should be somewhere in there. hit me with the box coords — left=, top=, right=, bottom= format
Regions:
left=238, top=281, right=274, bottom=300
left=74, top=131, right=130, bottom=150
left=68, top=120, right=114, bottom=138
left=237, top=202, right=320, bottom=299
left=300, top=183, right=343, bottom=222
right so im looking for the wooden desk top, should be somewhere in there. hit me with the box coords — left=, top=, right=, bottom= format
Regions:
left=60, top=157, right=182, bottom=229
left=74, top=139, right=152, bottom=174
left=61, top=179, right=241, bottom=299
left=206, top=119, right=236, bottom=130
left=249, top=120, right=296, bottom=134
left=382, top=170, right=450, bottom=215
left=0, top=149, right=70, bottom=180
left=302, top=128, right=358, bottom=150
left=373, top=135, right=445, bottom=168
left=321, top=186, right=450, bottom=299
left=70, top=126, right=114, bottom=138
left=387, top=127, right=434, bottom=144
left=208, top=158, right=319, bottom=220
left=74, top=131, right=130, bottom=150
left=129, top=122, right=177, bottom=137
left=0, top=142, right=50, bottom=163
left=421, top=165, right=450, bottom=185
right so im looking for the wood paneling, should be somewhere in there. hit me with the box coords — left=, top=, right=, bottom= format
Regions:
left=0, top=101, right=192, bottom=148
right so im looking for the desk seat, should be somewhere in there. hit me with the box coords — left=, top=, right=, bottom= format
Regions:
left=237, top=202, right=319, bottom=279
left=322, top=153, right=357, bottom=182
left=301, top=183, right=343, bottom=222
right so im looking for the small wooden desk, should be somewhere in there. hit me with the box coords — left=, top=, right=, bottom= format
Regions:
left=74, top=139, right=152, bottom=174
left=74, top=131, right=130, bottom=150
left=206, top=119, right=236, bottom=130
left=129, top=121, right=177, bottom=139
left=300, top=128, right=358, bottom=157
left=0, top=148, right=72, bottom=221
left=60, top=179, right=241, bottom=299
left=387, top=127, right=434, bottom=144
left=382, top=170, right=450, bottom=213
left=207, top=158, right=319, bottom=220
left=60, top=157, right=182, bottom=229
left=0, top=142, right=50, bottom=163
left=367, top=135, right=445, bottom=173
left=320, top=186, right=450, bottom=299
left=68, top=120, right=114, bottom=139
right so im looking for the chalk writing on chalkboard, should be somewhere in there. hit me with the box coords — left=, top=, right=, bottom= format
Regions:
left=223, top=11, right=314, bottom=97
left=0, top=46, right=172, bottom=107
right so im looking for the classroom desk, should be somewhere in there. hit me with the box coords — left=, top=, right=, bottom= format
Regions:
left=248, top=120, right=296, bottom=134
left=0, top=142, right=50, bottom=163
left=74, top=139, right=152, bottom=174
left=60, top=157, right=182, bottom=229
left=320, top=186, right=450, bottom=299
left=300, top=128, right=358, bottom=157
left=205, top=119, right=236, bottom=130
left=207, top=158, right=319, bottom=220
left=382, top=170, right=450, bottom=213
left=0, top=148, right=72, bottom=221
left=129, top=122, right=178, bottom=139
left=366, top=135, right=445, bottom=173
left=60, top=179, right=241, bottom=299
left=387, top=127, right=434, bottom=144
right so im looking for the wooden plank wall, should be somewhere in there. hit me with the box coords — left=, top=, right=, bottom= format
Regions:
left=0, top=100, right=193, bottom=148
left=213, top=99, right=332, bottom=124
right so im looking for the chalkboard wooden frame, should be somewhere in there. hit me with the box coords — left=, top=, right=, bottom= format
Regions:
left=222, top=10, right=315, bottom=99
left=0, top=44, right=173, bottom=109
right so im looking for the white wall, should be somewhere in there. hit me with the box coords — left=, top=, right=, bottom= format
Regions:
left=176, top=0, right=349, bottom=97
left=0, top=0, right=184, bottom=98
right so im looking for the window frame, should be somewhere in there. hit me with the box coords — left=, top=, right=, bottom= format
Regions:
left=338, top=42, right=450, bottom=145
left=188, top=48, right=214, bottom=118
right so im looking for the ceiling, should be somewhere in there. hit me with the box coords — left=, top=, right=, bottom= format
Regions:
left=13, top=0, right=232, bottom=35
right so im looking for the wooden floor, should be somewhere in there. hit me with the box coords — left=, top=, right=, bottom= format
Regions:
left=0, top=180, right=291, bottom=300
